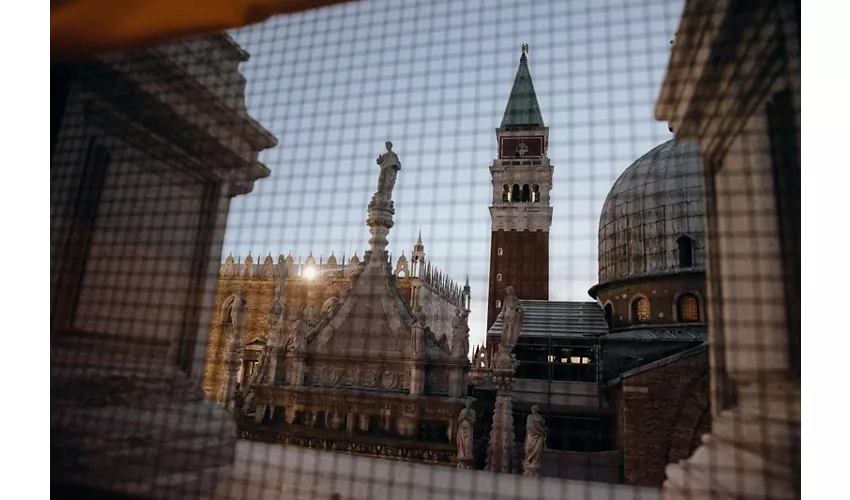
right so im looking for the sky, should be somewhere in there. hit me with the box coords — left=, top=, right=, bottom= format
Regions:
left=221, top=0, right=684, bottom=347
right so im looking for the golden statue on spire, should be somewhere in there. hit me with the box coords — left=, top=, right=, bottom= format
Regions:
left=521, top=43, right=529, bottom=54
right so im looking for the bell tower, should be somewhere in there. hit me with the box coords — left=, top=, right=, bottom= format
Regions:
left=486, top=46, right=553, bottom=344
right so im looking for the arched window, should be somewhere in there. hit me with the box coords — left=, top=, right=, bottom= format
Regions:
left=495, top=300, right=501, bottom=309
left=497, top=247, right=503, bottom=256
left=604, top=303, right=613, bottom=328
left=677, top=294, right=700, bottom=322
left=677, top=235, right=694, bottom=267
left=532, top=184, right=540, bottom=202
left=511, top=184, right=521, bottom=202
left=502, top=184, right=510, bottom=202
left=496, top=273, right=502, bottom=282
left=631, top=297, right=650, bottom=324
left=521, top=184, right=530, bottom=202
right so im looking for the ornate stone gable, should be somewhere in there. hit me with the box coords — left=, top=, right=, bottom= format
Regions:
left=308, top=256, right=413, bottom=357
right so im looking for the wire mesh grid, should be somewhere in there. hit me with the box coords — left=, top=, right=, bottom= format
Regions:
left=50, top=0, right=800, bottom=499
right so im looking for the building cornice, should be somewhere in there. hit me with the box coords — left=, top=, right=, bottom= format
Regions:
left=489, top=206, right=553, bottom=232
left=656, top=0, right=795, bottom=162
left=588, top=268, right=706, bottom=299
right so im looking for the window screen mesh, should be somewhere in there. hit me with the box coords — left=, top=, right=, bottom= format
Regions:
left=50, top=0, right=800, bottom=499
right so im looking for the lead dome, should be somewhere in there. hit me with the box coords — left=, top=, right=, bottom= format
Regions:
left=597, top=139, right=705, bottom=285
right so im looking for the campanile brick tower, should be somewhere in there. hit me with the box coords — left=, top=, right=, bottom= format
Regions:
left=486, top=47, right=553, bottom=348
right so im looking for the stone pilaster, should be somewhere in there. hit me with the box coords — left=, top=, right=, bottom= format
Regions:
left=409, top=360, right=426, bottom=396
left=655, top=2, right=801, bottom=498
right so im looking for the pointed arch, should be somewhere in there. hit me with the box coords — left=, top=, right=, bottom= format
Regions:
left=219, top=295, right=236, bottom=324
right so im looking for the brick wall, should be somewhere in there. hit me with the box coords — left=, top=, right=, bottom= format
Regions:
left=616, top=346, right=710, bottom=487
left=486, top=229, right=549, bottom=334
left=595, top=272, right=706, bottom=329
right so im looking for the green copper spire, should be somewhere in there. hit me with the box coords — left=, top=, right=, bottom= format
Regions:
left=500, top=46, right=544, bottom=129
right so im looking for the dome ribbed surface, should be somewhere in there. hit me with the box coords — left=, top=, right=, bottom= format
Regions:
left=597, top=139, right=705, bottom=284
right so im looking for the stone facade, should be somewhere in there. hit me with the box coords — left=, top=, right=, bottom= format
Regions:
left=50, top=33, right=277, bottom=499
left=203, top=249, right=465, bottom=401
left=232, top=143, right=473, bottom=466
left=656, top=2, right=800, bottom=498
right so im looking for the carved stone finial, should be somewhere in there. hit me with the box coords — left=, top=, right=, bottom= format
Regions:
left=521, top=43, right=529, bottom=55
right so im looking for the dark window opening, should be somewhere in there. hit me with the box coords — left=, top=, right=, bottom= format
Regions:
left=677, top=235, right=694, bottom=267
left=511, top=184, right=521, bottom=202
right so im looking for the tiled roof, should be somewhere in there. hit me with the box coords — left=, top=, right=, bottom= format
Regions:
left=487, top=300, right=608, bottom=339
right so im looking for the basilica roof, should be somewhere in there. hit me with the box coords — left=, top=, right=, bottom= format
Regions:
left=595, top=139, right=705, bottom=288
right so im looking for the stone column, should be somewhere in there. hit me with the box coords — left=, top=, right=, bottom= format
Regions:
left=485, top=353, right=518, bottom=473
left=662, top=119, right=801, bottom=499
left=345, top=411, right=356, bottom=435
left=655, top=3, right=801, bottom=493
left=409, top=360, right=425, bottom=396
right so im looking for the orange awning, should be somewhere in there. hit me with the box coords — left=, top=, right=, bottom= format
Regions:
left=51, top=0, right=353, bottom=61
